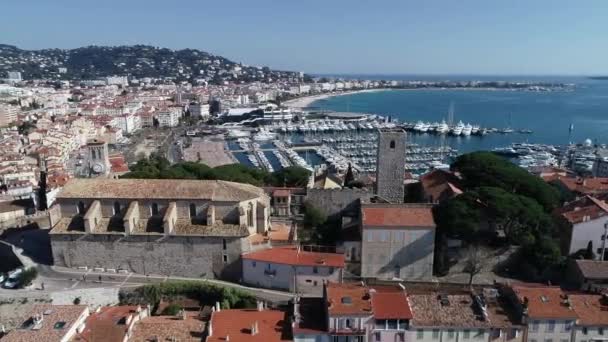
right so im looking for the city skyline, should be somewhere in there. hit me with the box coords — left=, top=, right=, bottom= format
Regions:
left=2, top=0, right=608, bottom=76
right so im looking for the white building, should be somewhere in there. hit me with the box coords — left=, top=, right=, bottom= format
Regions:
left=157, top=106, right=182, bottom=127
left=189, top=103, right=210, bottom=118
left=7, top=71, right=22, bottom=82
left=508, top=285, right=577, bottom=342
left=0, top=104, right=19, bottom=127
left=558, top=196, right=608, bottom=257
left=106, top=76, right=129, bottom=86
left=242, top=245, right=344, bottom=295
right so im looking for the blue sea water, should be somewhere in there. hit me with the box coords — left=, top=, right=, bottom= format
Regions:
left=310, top=76, right=608, bottom=153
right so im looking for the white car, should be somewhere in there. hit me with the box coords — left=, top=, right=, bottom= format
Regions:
left=0, top=273, right=6, bottom=283
left=2, top=268, right=23, bottom=289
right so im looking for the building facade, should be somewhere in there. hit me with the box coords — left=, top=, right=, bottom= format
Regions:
left=242, top=245, right=344, bottom=295
left=49, top=178, right=270, bottom=280
left=360, top=203, right=436, bottom=280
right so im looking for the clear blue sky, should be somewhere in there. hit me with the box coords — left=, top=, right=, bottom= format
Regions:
left=2, top=0, right=607, bottom=75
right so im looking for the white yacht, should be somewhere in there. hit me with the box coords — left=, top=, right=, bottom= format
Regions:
left=451, top=121, right=465, bottom=136
left=252, top=128, right=276, bottom=141
left=471, top=125, right=480, bottom=135
left=462, top=123, right=473, bottom=136
left=436, top=120, right=449, bottom=134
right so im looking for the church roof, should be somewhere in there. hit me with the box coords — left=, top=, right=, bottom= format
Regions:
left=57, top=178, right=265, bottom=202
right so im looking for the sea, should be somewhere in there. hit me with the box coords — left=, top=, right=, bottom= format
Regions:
left=308, top=75, right=608, bottom=153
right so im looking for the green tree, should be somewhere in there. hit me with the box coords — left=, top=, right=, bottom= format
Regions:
left=266, top=166, right=311, bottom=187
left=303, top=202, right=327, bottom=229
left=452, top=152, right=560, bottom=211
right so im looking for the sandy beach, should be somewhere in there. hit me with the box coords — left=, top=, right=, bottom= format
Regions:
left=283, top=89, right=388, bottom=109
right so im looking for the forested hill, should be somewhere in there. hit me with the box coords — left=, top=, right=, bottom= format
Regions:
left=0, top=44, right=306, bottom=83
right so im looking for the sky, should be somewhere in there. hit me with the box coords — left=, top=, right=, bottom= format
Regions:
left=2, top=0, right=608, bottom=75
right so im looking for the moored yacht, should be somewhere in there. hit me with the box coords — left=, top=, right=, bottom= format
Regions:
left=451, top=121, right=465, bottom=135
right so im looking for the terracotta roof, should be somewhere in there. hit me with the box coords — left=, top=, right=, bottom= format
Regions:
left=2, top=305, right=89, bottom=342
left=326, top=282, right=373, bottom=316
left=511, top=285, right=578, bottom=319
left=555, top=177, right=608, bottom=195
left=73, top=306, right=139, bottom=342
left=420, top=169, right=462, bottom=202
left=207, top=309, right=289, bottom=342
left=575, top=259, right=608, bottom=279
left=362, top=204, right=435, bottom=228
left=371, top=288, right=412, bottom=319
left=558, top=196, right=608, bottom=224
left=569, top=294, right=608, bottom=326
left=58, top=178, right=265, bottom=202
left=242, top=246, right=344, bottom=268
left=129, top=312, right=204, bottom=341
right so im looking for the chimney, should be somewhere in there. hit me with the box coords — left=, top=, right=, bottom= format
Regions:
left=181, top=309, right=187, bottom=320
left=256, top=300, right=265, bottom=312
left=251, top=321, right=258, bottom=335
left=215, top=301, right=221, bottom=312
left=208, top=318, right=213, bottom=337
left=225, top=335, right=230, bottom=341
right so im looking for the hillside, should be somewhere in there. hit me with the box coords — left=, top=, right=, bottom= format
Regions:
left=0, top=44, right=306, bottom=83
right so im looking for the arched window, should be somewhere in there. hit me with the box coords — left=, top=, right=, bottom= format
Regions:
left=247, top=203, right=254, bottom=227
left=189, top=203, right=197, bottom=218
left=77, top=201, right=86, bottom=215
left=390, top=140, right=396, bottom=149
left=151, top=203, right=159, bottom=216
left=113, top=201, right=121, bottom=215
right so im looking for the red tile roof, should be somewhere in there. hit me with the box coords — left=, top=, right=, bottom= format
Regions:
left=555, top=177, right=608, bottom=195
left=242, top=246, right=344, bottom=268
left=207, top=309, right=289, bottom=342
left=73, top=305, right=140, bottom=342
left=558, top=196, right=608, bottom=224
left=569, top=294, right=608, bottom=326
left=371, top=288, right=412, bottom=319
left=326, top=282, right=373, bottom=316
left=511, top=285, right=578, bottom=319
left=362, top=204, right=435, bottom=228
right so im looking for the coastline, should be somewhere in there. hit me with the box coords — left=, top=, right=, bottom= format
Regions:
left=283, top=86, right=573, bottom=110
left=283, top=89, right=388, bottom=109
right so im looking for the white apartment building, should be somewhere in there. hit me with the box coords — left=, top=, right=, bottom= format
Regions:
left=157, top=106, right=182, bottom=127
left=189, top=103, right=210, bottom=118
left=0, top=104, right=19, bottom=127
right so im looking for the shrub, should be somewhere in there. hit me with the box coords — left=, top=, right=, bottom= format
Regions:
left=18, top=268, right=38, bottom=288
left=161, top=303, right=183, bottom=315
left=124, top=281, right=256, bottom=310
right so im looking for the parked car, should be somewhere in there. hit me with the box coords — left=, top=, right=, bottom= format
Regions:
left=2, top=268, right=23, bottom=289
left=0, top=273, right=6, bottom=284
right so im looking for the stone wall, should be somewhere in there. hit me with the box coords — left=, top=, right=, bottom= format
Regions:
left=305, top=188, right=372, bottom=219
left=50, top=234, right=246, bottom=280
left=375, top=129, right=407, bottom=203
